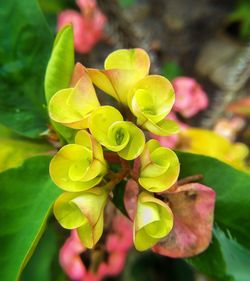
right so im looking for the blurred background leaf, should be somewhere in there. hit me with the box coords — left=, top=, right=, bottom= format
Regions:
left=176, top=151, right=250, bottom=281
left=0, top=0, right=53, bottom=138
left=228, top=1, right=250, bottom=40
left=161, top=62, right=182, bottom=81
left=121, top=250, right=195, bottom=281
left=0, top=156, right=61, bottom=281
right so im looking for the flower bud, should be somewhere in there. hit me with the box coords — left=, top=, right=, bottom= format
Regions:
left=133, top=192, right=173, bottom=251
left=49, top=71, right=100, bottom=129
left=54, top=187, right=108, bottom=248
left=89, top=106, right=145, bottom=160
left=50, top=130, right=107, bottom=192
left=128, top=75, right=179, bottom=136
left=139, top=140, right=180, bottom=192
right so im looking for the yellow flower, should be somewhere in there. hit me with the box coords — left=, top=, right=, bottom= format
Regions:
left=54, top=187, right=108, bottom=248
left=139, top=140, right=180, bottom=192
left=50, top=130, right=107, bottom=192
left=134, top=192, right=173, bottom=251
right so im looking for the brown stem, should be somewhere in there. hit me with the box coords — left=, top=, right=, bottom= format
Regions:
left=104, top=151, right=121, bottom=163
left=168, top=174, right=203, bottom=192
left=104, top=156, right=130, bottom=191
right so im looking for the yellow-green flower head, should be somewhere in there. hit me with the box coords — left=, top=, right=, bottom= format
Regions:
left=139, top=139, right=180, bottom=192
left=128, top=75, right=179, bottom=136
left=50, top=130, right=107, bottom=192
left=89, top=106, right=145, bottom=160
left=134, top=191, right=173, bottom=251
left=87, top=48, right=150, bottom=104
left=49, top=70, right=100, bottom=129
left=54, top=187, right=108, bottom=248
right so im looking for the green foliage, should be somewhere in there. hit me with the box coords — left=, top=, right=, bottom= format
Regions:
left=21, top=224, right=61, bottom=281
left=112, top=180, right=129, bottom=217
left=44, top=25, right=74, bottom=103
left=176, top=151, right=250, bottom=281
left=119, top=0, right=135, bottom=8
left=0, top=0, right=52, bottom=138
left=228, top=1, right=250, bottom=40
left=44, top=25, right=76, bottom=143
left=0, top=156, right=61, bottom=281
left=188, top=228, right=250, bottom=281
left=161, top=62, right=182, bottom=81
left=0, top=124, right=53, bottom=172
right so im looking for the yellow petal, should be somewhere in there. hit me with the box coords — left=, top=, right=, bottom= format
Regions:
left=128, top=75, right=175, bottom=123
left=49, top=72, right=100, bottom=129
left=134, top=192, right=173, bottom=251
left=87, top=49, right=150, bottom=104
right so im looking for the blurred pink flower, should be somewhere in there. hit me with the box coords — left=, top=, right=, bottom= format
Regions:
left=57, top=0, right=106, bottom=53
left=214, top=117, right=246, bottom=141
left=59, top=214, right=133, bottom=281
left=173, top=77, right=208, bottom=118
left=60, top=230, right=86, bottom=281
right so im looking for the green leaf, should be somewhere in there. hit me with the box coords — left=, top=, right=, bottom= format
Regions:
left=20, top=223, right=60, bottom=281
left=0, top=124, right=53, bottom=172
left=176, top=151, right=250, bottom=281
left=44, top=25, right=75, bottom=143
left=0, top=156, right=61, bottom=281
left=44, top=25, right=74, bottom=103
left=0, top=0, right=53, bottom=138
left=188, top=228, right=250, bottom=281
left=228, top=2, right=250, bottom=40
left=118, top=0, right=135, bottom=8
left=112, top=180, right=129, bottom=217
left=161, top=62, right=182, bottom=81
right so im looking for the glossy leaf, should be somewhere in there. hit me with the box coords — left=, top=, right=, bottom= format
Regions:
left=0, top=124, right=53, bottom=172
left=44, top=25, right=74, bottom=103
left=21, top=224, right=60, bottom=281
left=0, top=0, right=52, bottom=138
left=176, top=151, right=250, bottom=280
left=44, top=25, right=75, bottom=142
left=188, top=228, right=250, bottom=281
left=0, top=156, right=61, bottom=281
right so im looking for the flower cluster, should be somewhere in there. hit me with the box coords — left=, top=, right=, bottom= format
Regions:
left=49, top=48, right=181, bottom=251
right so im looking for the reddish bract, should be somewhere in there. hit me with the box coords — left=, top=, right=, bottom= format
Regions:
left=153, top=183, right=215, bottom=258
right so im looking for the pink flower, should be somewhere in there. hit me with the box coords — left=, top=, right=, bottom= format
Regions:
left=59, top=214, right=133, bottom=281
left=59, top=230, right=86, bottom=281
left=57, top=0, right=106, bottom=53
left=173, top=77, right=208, bottom=118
